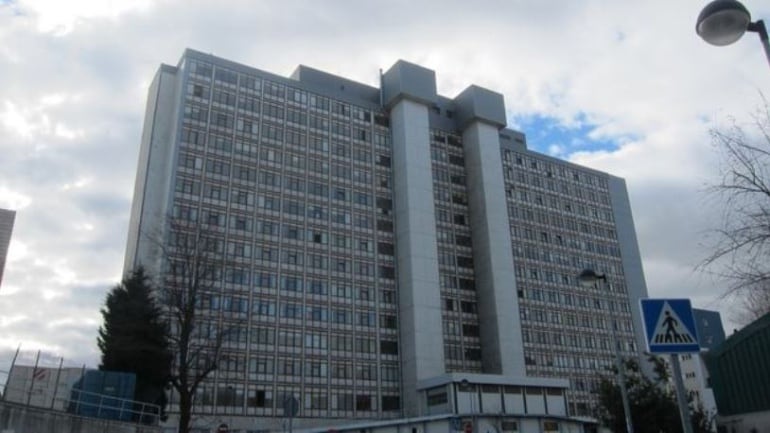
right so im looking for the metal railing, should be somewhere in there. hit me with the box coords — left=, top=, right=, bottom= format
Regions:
left=2, top=378, right=162, bottom=425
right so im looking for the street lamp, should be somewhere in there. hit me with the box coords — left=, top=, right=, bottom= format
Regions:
left=578, top=269, right=634, bottom=433
left=696, top=0, right=770, bottom=67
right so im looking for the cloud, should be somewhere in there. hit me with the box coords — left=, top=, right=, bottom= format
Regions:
left=1, top=0, right=769, bottom=367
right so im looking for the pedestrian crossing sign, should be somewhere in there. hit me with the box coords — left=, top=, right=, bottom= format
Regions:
left=640, top=299, right=700, bottom=353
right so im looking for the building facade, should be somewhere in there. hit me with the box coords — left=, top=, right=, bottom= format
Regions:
left=125, top=49, right=649, bottom=431
left=0, top=208, right=15, bottom=288
left=670, top=308, right=726, bottom=432
left=705, top=311, right=770, bottom=433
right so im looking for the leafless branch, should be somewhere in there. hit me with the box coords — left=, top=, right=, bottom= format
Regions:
left=700, top=96, right=770, bottom=320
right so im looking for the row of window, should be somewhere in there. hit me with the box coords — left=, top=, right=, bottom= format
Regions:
left=171, top=218, right=394, bottom=262
left=173, top=203, right=393, bottom=233
left=193, top=321, right=397, bottom=347
left=187, top=60, right=381, bottom=125
left=502, top=149, right=609, bottom=190
left=182, top=127, right=391, bottom=165
left=178, top=150, right=391, bottom=184
left=222, top=232, right=392, bottom=254
left=188, top=385, right=400, bottom=412
left=187, top=181, right=387, bottom=210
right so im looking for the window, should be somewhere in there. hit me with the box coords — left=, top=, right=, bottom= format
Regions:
left=356, top=395, right=372, bottom=411
left=380, top=340, right=398, bottom=355
left=381, top=396, right=399, bottom=411
left=282, top=250, right=304, bottom=266
left=380, top=315, right=397, bottom=329
left=376, top=155, right=391, bottom=167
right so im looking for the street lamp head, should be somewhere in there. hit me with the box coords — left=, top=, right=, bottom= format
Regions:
left=578, top=268, right=606, bottom=287
left=696, top=0, right=752, bottom=46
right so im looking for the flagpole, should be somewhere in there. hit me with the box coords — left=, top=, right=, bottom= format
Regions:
left=26, top=350, right=41, bottom=406
left=51, top=356, right=64, bottom=409
left=2, top=344, right=21, bottom=401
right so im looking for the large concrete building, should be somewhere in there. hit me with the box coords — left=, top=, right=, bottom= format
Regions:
left=0, top=208, right=15, bottom=288
left=125, top=49, right=650, bottom=431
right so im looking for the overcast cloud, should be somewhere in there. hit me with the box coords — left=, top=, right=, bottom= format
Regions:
left=1, top=0, right=769, bottom=370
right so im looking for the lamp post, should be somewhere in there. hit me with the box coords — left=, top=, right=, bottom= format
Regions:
left=578, top=269, right=634, bottom=433
left=696, top=0, right=770, bottom=68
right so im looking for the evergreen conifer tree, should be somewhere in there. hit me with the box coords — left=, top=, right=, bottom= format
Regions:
left=98, top=266, right=172, bottom=421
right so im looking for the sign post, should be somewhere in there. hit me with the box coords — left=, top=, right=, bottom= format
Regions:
left=640, top=299, right=700, bottom=433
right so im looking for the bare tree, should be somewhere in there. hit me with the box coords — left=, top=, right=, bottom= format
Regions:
left=149, top=218, right=231, bottom=433
left=702, top=99, right=770, bottom=323
left=734, top=288, right=770, bottom=326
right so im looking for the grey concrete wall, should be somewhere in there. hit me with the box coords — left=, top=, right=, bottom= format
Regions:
left=461, top=121, right=525, bottom=376
left=0, top=401, right=160, bottom=433
left=123, top=64, right=181, bottom=276
left=608, top=176, right=650, bottom=372
left=390, top=98, right=445, bottom=416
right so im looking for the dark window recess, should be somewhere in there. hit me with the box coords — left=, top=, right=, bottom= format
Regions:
left=380, top=340, right=398, bottom=355
left=377, top=220, right=393, bottom=232
left=446, top=110, right=454, bottom=119
left=374, top=114, right=389, bottom=127
left=377, top=197, right=393, bottom=215
left=462, top=324, right=480, bottom=337
left=433, top=134, right=446, bottom=143
left=377, top=155, right=391, bottom=167
left=447, top=136, right=462, bottom=147
left=448, top=155, right=465, bottom=166
left=356, top=395, right=372, bottom=411
left=379, top=266, right=395, bottom=279
left=450, top=175, right=465, bottom=185
left=380, top=315, right=397, bottom=329
left=458, top=278, right=475, bottom=291
left=464, top=348, right=482, bottom=361
left=382, top=396, right=400, bottom=411
left=456, top=256, right=474, bottom=268
left=377, top=242, right=394, bottom=255
left=461, top=301, right=477, bottom=313
left=248, top=390, right=269, bottom=407
left=456, top=235, right=472, bottom=247
left=454, top=214, right=466, bottom=225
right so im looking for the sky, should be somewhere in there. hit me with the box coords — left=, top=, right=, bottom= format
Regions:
left=1, top=0, right=769, bottom=372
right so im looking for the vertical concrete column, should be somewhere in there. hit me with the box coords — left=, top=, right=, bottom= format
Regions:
left=455, top=86, right=526, bottom=376
left=125, top=64, right=182, bottom=275
left=608, top=176, right=652, bottom=377
left=383, top=61, right=446, bottom=415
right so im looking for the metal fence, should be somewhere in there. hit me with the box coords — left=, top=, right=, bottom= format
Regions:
left=1, top=349, right=161, bottom=426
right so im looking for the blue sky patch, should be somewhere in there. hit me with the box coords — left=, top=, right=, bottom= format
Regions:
left=510, top=113, right=623, bottom=157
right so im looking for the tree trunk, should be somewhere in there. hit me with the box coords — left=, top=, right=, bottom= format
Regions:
left=178, top=391, right=192, bottom=433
